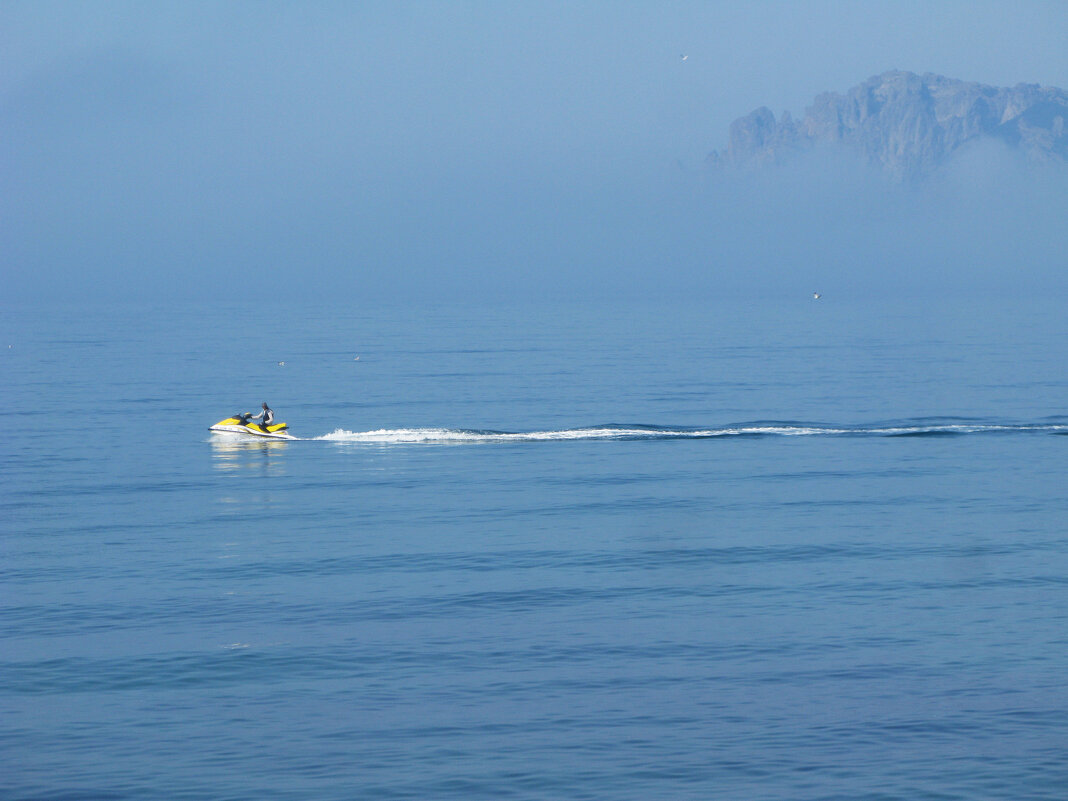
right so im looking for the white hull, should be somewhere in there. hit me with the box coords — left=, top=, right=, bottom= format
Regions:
left=209, top=424, right=298, bottom=440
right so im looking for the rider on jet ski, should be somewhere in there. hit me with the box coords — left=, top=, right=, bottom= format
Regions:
left=249, top=402, right=275, bottom=432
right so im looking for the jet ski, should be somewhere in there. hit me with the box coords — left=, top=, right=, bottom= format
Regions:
left=209, top=413, right=297, bottom=440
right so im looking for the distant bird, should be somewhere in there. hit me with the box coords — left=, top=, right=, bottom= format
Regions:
left=277, top=361, right=286, bottom=366
left=813, top=292, right=821, bottom=300
left=680, top=54, right=688, bottom=61
left=354, top=355, right=360, bottom=361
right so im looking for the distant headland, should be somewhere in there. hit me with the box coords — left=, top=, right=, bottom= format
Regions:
left=706, top=71, right=1068, bottom=182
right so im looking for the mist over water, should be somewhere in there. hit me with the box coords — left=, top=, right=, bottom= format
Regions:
left=3, top=4, right=1067, bottom=304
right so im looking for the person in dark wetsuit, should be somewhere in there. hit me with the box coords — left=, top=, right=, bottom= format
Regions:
left=249, top=402, right=275, bottom=432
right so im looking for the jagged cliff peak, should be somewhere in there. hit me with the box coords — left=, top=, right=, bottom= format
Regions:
left=707, top=71, right=1068, bottom=181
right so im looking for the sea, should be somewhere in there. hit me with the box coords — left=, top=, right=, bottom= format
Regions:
left=3, top=296, right=1067, bottom=801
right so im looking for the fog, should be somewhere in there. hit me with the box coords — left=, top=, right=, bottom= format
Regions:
left=3, top=1, right=1067, bottom=304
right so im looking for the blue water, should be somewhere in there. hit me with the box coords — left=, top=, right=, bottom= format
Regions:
left=3, top=298, right=1068, bottom=800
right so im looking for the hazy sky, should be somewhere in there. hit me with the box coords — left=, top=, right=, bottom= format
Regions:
left=3, top=1, right=1067, bottom=303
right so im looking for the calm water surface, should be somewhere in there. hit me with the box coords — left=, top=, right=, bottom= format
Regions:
left=2, top=297, right=1067, bottom=800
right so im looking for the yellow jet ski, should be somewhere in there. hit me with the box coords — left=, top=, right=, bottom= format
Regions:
left=209, top=413, right=297, bottom=439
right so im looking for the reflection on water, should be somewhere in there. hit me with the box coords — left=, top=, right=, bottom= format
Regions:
left=211, top=435, right=289, bottom=510
left=210, top=434, right=289, bottom=475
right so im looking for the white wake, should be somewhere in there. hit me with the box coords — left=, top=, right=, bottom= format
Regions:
left=311, top=421, right=1068, bottom=444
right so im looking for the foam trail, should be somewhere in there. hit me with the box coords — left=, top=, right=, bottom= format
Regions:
left=313, top=421, right=1068, bottom=444
left=317, top=427, right=693, bottom=444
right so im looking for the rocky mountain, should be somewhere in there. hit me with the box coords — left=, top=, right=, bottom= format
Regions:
left=707, top=71, right=1068, bottom=182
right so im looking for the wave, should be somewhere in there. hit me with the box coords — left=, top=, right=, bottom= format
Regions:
left=312, top=420, right=1068, bottom=445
